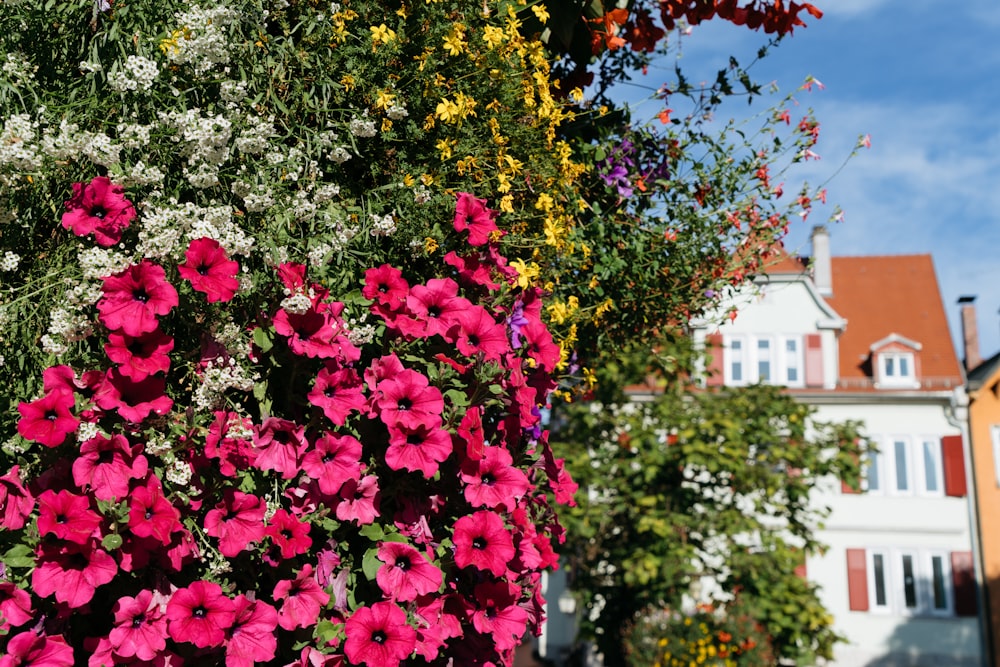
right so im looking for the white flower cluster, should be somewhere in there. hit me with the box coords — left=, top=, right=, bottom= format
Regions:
left=47, top=306, right=93, bottom=344
left=328, top=146, right=352, bottom=164
left=78, top=247, right=133, bottom=280
left=349, top=115, right=377, bottom=138
left=369, top=212, right=397, bottom=237
left=345, top=310, right=377, bottom=346
left=164, top=456, right=193, bottom=487
left=76, top=421, right=100, bottom=442
left=211, top=320, right=252, bottom=358
left=108, top=55, right=160, bottom=92
left=193, top=356, right=258, bottom=411
left=220, top=80, right=248, bottom=105
left=233, top=114, right=276, bottom=155
left=78, top=61, right=102, bottom=74
left=2, top=52, right=35, bottom=85
left=121, top=160, right=166, bottom=187
left=319, top=212, right=359, bottom=252
left=137, top=200, right=254, bottom=259
left=0, top=251, right=20, bottom=271
left=159, top=108, right=232, bottom=174
left=386, top=103, right=409, bottom=120
left=167, top=4, right=242, bottom=75
left=0, top=114, right=41, bottom=171
left=280, top=292, right=314, bottom=316
left=0, top=208, right=16, bottom=225
left=117, top=122, right=153, bottom=148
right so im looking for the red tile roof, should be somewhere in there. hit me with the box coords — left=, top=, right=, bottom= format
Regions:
left=825, top=255, right=962, bottom=391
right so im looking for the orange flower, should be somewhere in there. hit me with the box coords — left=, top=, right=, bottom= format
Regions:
left=718, top=631, right=732, bottom=643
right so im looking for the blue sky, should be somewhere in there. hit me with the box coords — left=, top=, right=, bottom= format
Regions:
left=620, top=1, right=1000, bottom=360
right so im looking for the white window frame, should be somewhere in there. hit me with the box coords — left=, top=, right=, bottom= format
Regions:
left=877, top=351, right=918, bottom=388
left=724, top=334, right=805, bottom=388
left=863, top=436, right=942, bottom=496
left=865, top=547, right=955, bottom=617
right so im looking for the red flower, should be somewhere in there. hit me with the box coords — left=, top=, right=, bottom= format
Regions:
left=36, top=489, right=102, bottom=545
left=0, top=466, right=34, bottom=530
left=166, top=580, right=236, bottom=648
left=470, top=581, right=529, bottom=651
left=375, top=542, right=443, bottom=602
left=252, top=417, right=308, bottom=479
left=443, top=251, right=502, bottom=291
left=205, top=410, right=257, bottom=476
left=460, top=446, right=531, bottom=512
left=397, top=278, right=468, bottom=340
left=128, top=480, right=181, bottom=544
left=335, top=475, right=381, bottom=526
left=94, top=369, right=173, bottom=423
left=61, top=176, right=135, bottom=247
left=204, top=490, right=266, bottom=557
left=0, top=632, right=74, bottom=667
left=384, top=423, right=452, bottom=479
left=109, top=589, right=168, bottom=660
left=452, top=510, right=515, bottom=577
left=0, top=582, right=33, bottom=631
left=265, top=509, right=313, bottom=560
left=31, top=541, right=117, bottom=609
left=344, top=602, right=417, bottom=667
left=300, top=432, right=363, bottom=496
left=307, top=365, right=366, bottom=426
left=177, top=237, right=240, bottom=302
left=104, top=328, right=173, bottom=381
left=453, top=192, right=500, bottom=246
left=273, top=564, right=330, bottom=631
left=363, top=264, right=409, bottom=318
left=225, top=595, right=279, bottom=667
left=16, top=389, right=78, bottom=448
left=72, top=433, right=149, bottom=502
left=454, top=306, right=509, bottom=362
left=374, top=369, right=443, bottom=431
left=273, top=307, right=344, bottom=359
left=97, top=261, right=178, bottom=337
left=519, top=319, right=561, bottom=372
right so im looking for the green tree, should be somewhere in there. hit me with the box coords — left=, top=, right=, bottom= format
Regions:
left=552, top=338, right=868, bottom=665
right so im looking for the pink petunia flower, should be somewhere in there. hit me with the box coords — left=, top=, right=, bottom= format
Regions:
left=166, top=580, right=236, bottom=648
left=519, top=319, right=561, bottom=372
left=452, top=510, right=515, bottom=577
left=397, top=278, right=468, bottom=340
left=362, top=264, right=409, bottom=317
left=177, top=237, right=240, bottom=302
left=384, top=423, right=452, bottom=479
left=36, top=489, right=103, bottom=545
left=94, top=369, right=173, bottom=423
left=453, top=192, right=501, bottom=246
left=203, top=490, right=267, bottom=557
left=470, top=581, right=528, bottom=651
left=335, top=475, right=381, bottom=526
left=374, top=369, right=443, bottom=431
left=109, top=589, right=168, bottom=660
left=300, top=432, right=363, bottom=496
left=443, top=250, right=502, bottom=291
left=128, top=480, right=181, bottom=544
left=72, top=433, right=148, bottom=501
left=104, top=328, right=173, bottom=381
left=413, top=595, right=463, bottom=662
left=454, top=305, right=509, bottom=362
left=344, top=602, right=417, bottom=667
left=460, top=446, right=531, bottom=512
left=61, top=176, right=135, bottom=247
left=0, top=631, right=74, bottom=667
left=0, top=582, right=33, bottom=631
left=264, top=509, right=313, bottom=561
left=375, top=542, right=443, bottom=602
left=205, top=410, right=257, bottom=476
left=31, top=541, right=118, bottom=609
left=16, top=389, right=78, bottom=448
left=97, top=260, right=179, bottom=337
left=0, top=466, right=34, bottom=530
left=252, top=417, right=308, bottom=479
left=307, top=365, right=366, bottom=426
left=273, top=307, right=345, bottom=359
left=225, top=595, right=279, bottom=667
left=273, top=564, right=330, bottom=631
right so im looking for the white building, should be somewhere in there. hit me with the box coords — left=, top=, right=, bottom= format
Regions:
left=692, top=226, right=984, bottom=667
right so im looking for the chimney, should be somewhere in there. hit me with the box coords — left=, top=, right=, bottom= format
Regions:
left=811, top=225, right=832, bottom=296
left=958, top=295, right=981, bottom=371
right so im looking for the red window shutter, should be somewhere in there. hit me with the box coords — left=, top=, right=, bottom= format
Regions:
left=705, top=333, right=724, bottom=387
left=804, top=333, right=824, bottom=387
left=951, top=551, right=977, bottom=617
left=846, top=548, right=869, bottom=611
left=942, top=435, right=967, bottom=497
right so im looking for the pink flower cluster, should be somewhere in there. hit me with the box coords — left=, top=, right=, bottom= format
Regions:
left=1, top=185, right=577, bottom=666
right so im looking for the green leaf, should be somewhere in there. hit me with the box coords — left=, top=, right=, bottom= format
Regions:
left=102, top=534, right=123, bottom=551
left=359, top=523, right=385, bottom=542
left=253, top=327, right=274, bottom=353
left=361, top=547, right=381, bottom=581
left=3, top=544, right=34, bottom=569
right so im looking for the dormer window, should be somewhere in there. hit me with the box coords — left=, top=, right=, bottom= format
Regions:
left=870, top=334, right=921, bottom=389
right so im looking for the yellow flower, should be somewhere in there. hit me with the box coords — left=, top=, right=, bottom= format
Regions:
left=531, top=3, right=550, bottom=23
left=435, top=138, right=456, bottom=160
left=370, top=24, right=397, bottom=51
left=340, top=74, right=356, bottom=92
left=442, top=24, right=467, bottom=56
left=483, top=25, right=505, bottom=49
left=534, top=192, right=554, bottom=212
left=569, top=87, right=584, bottom=103
left=509, top=259, right=540, bottom=290
left=499, top=195, right=514, bottom=213
left=435, top=99, right=460, bottom=124
left=381, top=118, right=393, bottom=132
left=374, top=90, right=396, bottom=110
left=402, top=173, right=415, bottom=187
left=424, top=237, right=439, bottom=254
left=159, top=27, right=190, bottom=56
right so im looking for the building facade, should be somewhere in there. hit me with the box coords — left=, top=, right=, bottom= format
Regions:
left=692, top=227, right=983, bottom=666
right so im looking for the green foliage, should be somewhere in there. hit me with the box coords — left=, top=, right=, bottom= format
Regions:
left=552, top=339, right=868, bottom=665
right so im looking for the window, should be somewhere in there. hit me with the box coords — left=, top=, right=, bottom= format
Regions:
left=878, top=352, right=917, bottom=387
left=852, top=548, right=960, bottom=616
left=724, top=335, right=804, bottom=387
left=862, top=436, right=947, bottom=496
